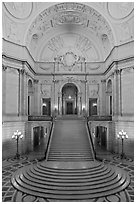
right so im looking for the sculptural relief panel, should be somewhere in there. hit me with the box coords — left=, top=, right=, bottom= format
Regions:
left=4, top=2, right=33, bottom=20
left=115, top=18, right=134, bottom=43
left=26, top=2, right=114, bottom=56
left=89, top=84, right=99, bottom=98
left=41, top=84, right=51, bottom=98
left=4, top=15, right=21, bottom=43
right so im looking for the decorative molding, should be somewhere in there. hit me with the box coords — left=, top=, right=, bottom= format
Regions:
left=5, top=15, right=20, bottom=43
left=89, top=84, right=99, bottom=97
left=121, top=66, right=134, bottom=74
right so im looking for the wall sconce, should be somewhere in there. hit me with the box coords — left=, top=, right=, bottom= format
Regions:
left=12, top=130, right=23, bottom=159
left=117, top=130, right=128, bottom=159
left=43, top=103, right=47, bottom=107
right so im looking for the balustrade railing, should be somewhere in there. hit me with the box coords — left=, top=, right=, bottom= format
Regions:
left=87, top=116, right=112, bottom=121
left=28, top=115, right=52, bottom=121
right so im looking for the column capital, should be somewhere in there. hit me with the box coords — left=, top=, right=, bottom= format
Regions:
left=34, top=79, right=39, bottom=84
left=20, top=68, right=26, bottom=75
left=53, top=79, right=59, bottom=83
left=2, top=65, right=7, bottom=71
left=101, top=79, right=106, bottom=83
left=114, top=69, right=121, bottom=75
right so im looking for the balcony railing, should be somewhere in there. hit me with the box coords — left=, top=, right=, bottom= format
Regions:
left=87, top=116, right=112, bottom=121
left=28, top=115, right=52, bottom=121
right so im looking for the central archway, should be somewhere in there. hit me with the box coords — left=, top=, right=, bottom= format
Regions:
left=62, top=83, right=78, bottom=115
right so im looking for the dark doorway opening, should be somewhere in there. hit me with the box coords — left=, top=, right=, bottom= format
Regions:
left=42, top=98, right=51, bottom=116
left=33, top=126, right=44, bottom=149
left=95, top=126, right=107, bottom=150
left=62, top=83, right=78, bottom=115
left=89, top=98, right=97, bottom=116
left=67, top=102, right=73, bottom=114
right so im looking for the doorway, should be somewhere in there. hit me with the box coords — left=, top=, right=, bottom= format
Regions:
left=89, top=98, right=97, bottom=116
left=66, top=102, right=73, bottom=114
left=33, top=126, right=44, bottom=150
left=62, top=83, right=78, bottom=115
left=42, top=98, right=51, bottom=116
left=94, top=126, right=107, bottom=150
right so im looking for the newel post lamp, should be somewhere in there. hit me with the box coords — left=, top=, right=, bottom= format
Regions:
left=12, top=130, right=23, bottom=159
left=117, top=130, right=128, bottom=159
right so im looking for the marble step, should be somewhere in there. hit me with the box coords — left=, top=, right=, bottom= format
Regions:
left=11, top=161, right=130, bottom=201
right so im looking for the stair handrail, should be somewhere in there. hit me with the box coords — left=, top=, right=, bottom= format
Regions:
left=44, top=118, right=54, bottom=160
left=86, top=120, right=96, bottom=160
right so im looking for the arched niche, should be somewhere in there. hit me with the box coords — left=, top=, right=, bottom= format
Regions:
left=27, top=79, right=34, bottom=115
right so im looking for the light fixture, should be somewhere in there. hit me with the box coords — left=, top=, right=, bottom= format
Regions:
left=68, top=95, right=71, bottom=99
left=93, top=103, right=97, bottom=107
left=43, top=103, right=47, bottom=107
left=12, top=130, right=23, bottom=159
left=117, top=130, right=128, bottom=159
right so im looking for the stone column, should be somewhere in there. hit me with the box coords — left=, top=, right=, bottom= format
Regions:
left=77, top=92, right=82, bottom=115
left=113, top=69, right=121, bottom=116
left=33, top=79, right=39, bottom=115
left=24, top=71, right=29, bottom=115
left=17, top=69, right=21, bottom=116
left=20, top=68, right=25, bottom=115
left=101, top=79, right=106, bottom=115
left=58, top=92, right=62, bottom=115
left=2, top=65, right=7, bottom=115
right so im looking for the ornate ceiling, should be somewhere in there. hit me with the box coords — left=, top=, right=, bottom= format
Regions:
left=2, top=2, right=134, bottom=63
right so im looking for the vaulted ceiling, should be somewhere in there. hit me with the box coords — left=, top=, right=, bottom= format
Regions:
left=3, top=2, right=134, bottom=63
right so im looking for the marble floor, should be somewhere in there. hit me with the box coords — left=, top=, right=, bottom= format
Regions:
left=2, top=145, right=134, bottom=202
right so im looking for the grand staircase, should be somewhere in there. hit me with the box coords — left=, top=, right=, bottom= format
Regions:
left=47, top=118, right=94, bottom=161
left=11, top=117, right=130, bottom=202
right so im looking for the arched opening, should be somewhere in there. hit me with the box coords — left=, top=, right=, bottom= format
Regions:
left=42, top=98, right=51, bottom=116
left=107, top=79, right=112, bottom=115
left=62, top=83, right=78, bottom=115
left=94, top=126, right=107, bottom=151
left=28, top=79, right=33, bottom=115
left=33, top=126, right=44, bottom=150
